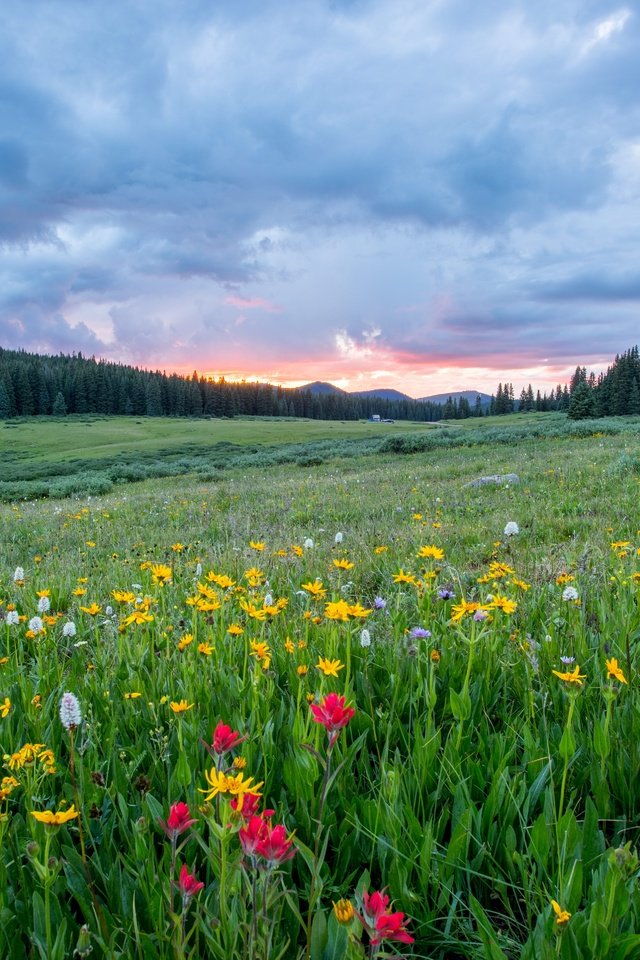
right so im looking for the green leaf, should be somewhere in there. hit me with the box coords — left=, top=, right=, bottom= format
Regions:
left=324, top=912, right=349, bottom=960
left=310, top=909, right=328, bottom=960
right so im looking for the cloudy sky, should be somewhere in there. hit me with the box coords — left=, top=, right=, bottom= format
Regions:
left=1, top=0, right=638, bottom=397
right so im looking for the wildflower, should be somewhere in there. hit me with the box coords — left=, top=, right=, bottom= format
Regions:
left=250, top=641, right=271, bottom=670
left=255, top=821, right=296, bottom=866
left=356, top=890, right=414, bottom=946
left=373, top=596, right=387, bottom=609
left=199, top=768, right=263, bottom=803
left=301, top=579, right=326, bottom=598
left=416, top=545, right=444, bottom=560
left=13, top=567, right=25, bottom=584
left=124, top=692, right=142, bottom=699
left=37, top=596, right=51, bottom=613
left=490, top=595, right=517, bottom=614
left=360, top=629, right=372, bottom=648
left=392, top=569, right=417, bottom=585
left=1, top=697, right=11, bottom=719
left=409, top=626, right=431, bottom=639
left=374, top=545, right=388, bottom=554
left=333, top=558, right=354, bottom=571
left=178, top=864, right=204, bottom=899
left=170, top=700, right=194, bottom=714
left=31, top=805, right=79, bottom=826
left=284, top=639, right=295, bottom=654
left=159, top=802, right=197, bottom=839
left=5, top=610, right=19, bottom=626
left=177, top=634, right=194, bottom=651
left=438, top=588, right=454, bottom=600
left=297, top=665, right=308, bottom=675
left=227, top=624, right=244, bottom=636
left=310, top=692, right=355, bottom=747
left=334, top=532, right=344, bottom=544
left=347, top=602, right=372, bottom=618
left=556, top=573, right=574, bottom=586
left=430, top=649, right=441, bottom=663
left=149, top=564, right=172, bottom=586
left=552, top=665, right=586, bottom=685
left=605, top=658, right=628, bottom=684
left=333, top=900, right=355, bottom=924
left=560, top=655, right=575, bottom=665
left=209, top=722, right=247, bottom=756
left=562, top=586, right=579, bottom=602
left=473, top=609, right=489, bottom=621
left=230, top=792, right=263, bottom=818
left=171, top=542, right=184, bottom=553
left=303, top=538, right=314, bottom=549
left=450, top=600, right=481, bottom=622
left=59, top=692, right=82, bottom=730
left=80, top=603, right=102, bottom=616
left=28, top=616, right=44, bottom=633
left=504, top=522, right=519, bottom=537
left=62, top=621, right=77, bottom=638
left=551, top=900, right=571, bottom=926
left=316, top=657, right=345, bottom=677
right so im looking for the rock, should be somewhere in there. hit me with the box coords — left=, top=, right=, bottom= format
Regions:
left=463, top=473, right=520, bottom=488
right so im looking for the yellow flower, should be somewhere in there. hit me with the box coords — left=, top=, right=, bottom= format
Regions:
left=551, top=900, right=571, bottom=926
left=374, top=545, right=388, bottom=554
left=1, top=697, right=11, bottom=718
left=249, top=541, right=266, bottom=551
left=552, top=666, right=586, bottom=685
left=450, top=600, right=481, bottom=622
left=112, top=589, right=136, bottom=603
left=392, top=569, right=418, bottom=585
left=199, top=767, right=263, bottom=803
left=333, top=899, right=355, bottom=924
left=227, top=624, right=244, bottom=636
left=430, top=649, right=441, bottom=663
left=80, top=603, right=102, bottom=616
left=250, top=641, right=271, bottom=670
left=297, top=665, right=308, bottom=676
left=31, top=805, right=79, bottom=826
left=150, top=563, right=172, bottom=586
left=124, top=692, right=142, bottom=699
left=121, top=610, right=155, bottom=627
left=290, top=545, right=303, bottom=557
left=198, top=642, right=214, bottom=656
left=85, top=541, right=96, bottom=548
left=347, top=602, right=373, bottom=618
left=605, top=657, right=628, bottom=684
left=284, top=639, right=295, bottom=654
left=177, top=634, right=194, bottom=651
left=301, top=580, right=327, bottom=598
left=489, top=595, right=518, bottom=615
left=323, top=600, right=351, bottom=622
left=555, top=573, right=574, bottom=586
left=233, top=756, right=247, bottom=769
left=0, top=658, right=8, bottom=667
left=416, top=545, right=444, bottom=560
left=316, top=657, right=345, bottom=677
left=170, top=700, right=194, bottom=714
left=171, top=542, right=184, bottom=552
left=611, top=541, right=631, bottom=550
left=240, top=600, right=268, bottom=621
left=333, top=558, right=355, bottom=571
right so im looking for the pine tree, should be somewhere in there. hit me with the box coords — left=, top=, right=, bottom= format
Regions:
left=567, top=381, right=594, bottom=420
left=52, top=391, right=67, bottom=416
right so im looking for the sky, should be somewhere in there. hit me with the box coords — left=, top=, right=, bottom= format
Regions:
left=1, top=0, right=639, bottom=398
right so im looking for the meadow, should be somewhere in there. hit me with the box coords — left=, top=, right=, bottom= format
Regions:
left=1, top=414, right=640, bottom=958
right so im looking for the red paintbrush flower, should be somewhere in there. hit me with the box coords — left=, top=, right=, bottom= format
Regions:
left=239, top=814, right=270, bottom=857
left=210, top=721, right=247, bottom=755
left=178, top=864, right=204, bottom=899
left=159, top=801, right=197, bottom=839
left=310, top=692, right=355, bottom=746
left=357, top=889, right=415, bottom=946
left=231, top=792, right=274, bottom=819
left=254, top=822, right=296, bottom=866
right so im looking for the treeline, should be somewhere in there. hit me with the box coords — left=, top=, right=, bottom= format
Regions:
left=567, top=347, right=640, bottom=419
left=0, top=348, right=453, bottom=422
left=491, top=382, right=571, bottom=414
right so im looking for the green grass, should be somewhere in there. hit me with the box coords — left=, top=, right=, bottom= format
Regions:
left=1, top=419, right=640, bottom=958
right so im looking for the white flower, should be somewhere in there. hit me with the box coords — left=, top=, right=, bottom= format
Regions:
left=360, top=629, right=372, bottom=648
left=28, top=615, right=44, bottom=633
left=6, top=610, right=19, bottom=626
left=562, top=586, right=579, bottom=602
left=59, top=692, right=82, bottom=730
left=504, top=522, right=519, bottom=537
left=13, top=566, right=25, bottom=583
left=334, top=532, right=344, bottom=544
left=304, top=538, right=314, bottom=549
left=195, top=563, right=203, bottom=577
left=105, top=605, right=113, bottom=616
left=62, top=621, right=77, bottom=637
left=264, top=593, right=273, bottom=607
left=37, top=596, right=51, bottom=613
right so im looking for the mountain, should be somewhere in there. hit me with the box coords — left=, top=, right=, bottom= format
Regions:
left=417, top=390, right=492, bottom=406
left=351, top=388, right=412, bottom=401
left=297, top=381, right=347, bottom=395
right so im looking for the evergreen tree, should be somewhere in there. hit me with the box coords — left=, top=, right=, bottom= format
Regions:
left=52, top=391, right=67, bottom=416
left=567, top=381, right=594, bottom=419
left=0, top=380, right=11, bottom=419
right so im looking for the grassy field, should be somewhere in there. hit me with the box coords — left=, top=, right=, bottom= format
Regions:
left=1, top=416, right=640, bottom=958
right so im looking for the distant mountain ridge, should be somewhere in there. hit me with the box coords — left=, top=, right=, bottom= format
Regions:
left=298, top=382, right=491, bottom=405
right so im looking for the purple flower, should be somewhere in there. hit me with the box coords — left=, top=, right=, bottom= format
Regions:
left=473, top=609, right=489, bottom=622
left=373, top=597, right=387, bottom=610
left=438, top=588, right=455, bottom=600
left=410, top=627, right=431, bottom=639
left=560, top=655, right=575, bottom=665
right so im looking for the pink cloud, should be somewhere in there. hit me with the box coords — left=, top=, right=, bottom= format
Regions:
left=224, top=295, right=282, bottom=313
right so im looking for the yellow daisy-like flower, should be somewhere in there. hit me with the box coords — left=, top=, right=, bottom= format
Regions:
left=297, top=665, right=309, bottom=676
left=284, top=639, right=295, bottom=654
left=316, top=657, right=345, bottom=677
left=290, top=545, right=303, bottom=557
left=605, top=657, right=628, bottom=684
left=177, top=634, right=194, bottom=651
left=392, top=569, right=418, bottom=585
left=80, top=603, right=102, bottom=616
left=206, top=572, right=236, bottom=590
left=347, top=602, right=373, bottom=618
left=323, top=600, right=351, bottom=622
left=552, top=666, right=586, bottom=685
left=416, top=545, right=444, bottom=560
left=198, top=642, right=214, bottom=656
left=333, top=558, right=355, bottom=571
left=249, top=541, right=266, bottom=551
left=301, top=580, right=327, bottom=598
left=1, top=697, right=11, bottom=719
left=551, top=900, right=571, bottom=926
left=374, top=545, right=388, bottom=554
left=170, top=700, right=194, bottom=714
left=450, top=600, right=481, bottom=622
left=199, top=767, right=263, bottom=803
left=124, top=691, right=142, bottom=699
left=489, top=595, right=518, bottom=615
left=555, top=573, right=574, bottom=586
left=171, top=542, right=184, bottom=552
left=121, top=610, right=155, bottom=627
left=31, top=805, right=79, bottom=826
left=227, top=624, right=244, bottom=636
left=150, top=563, right=172, bottom=586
